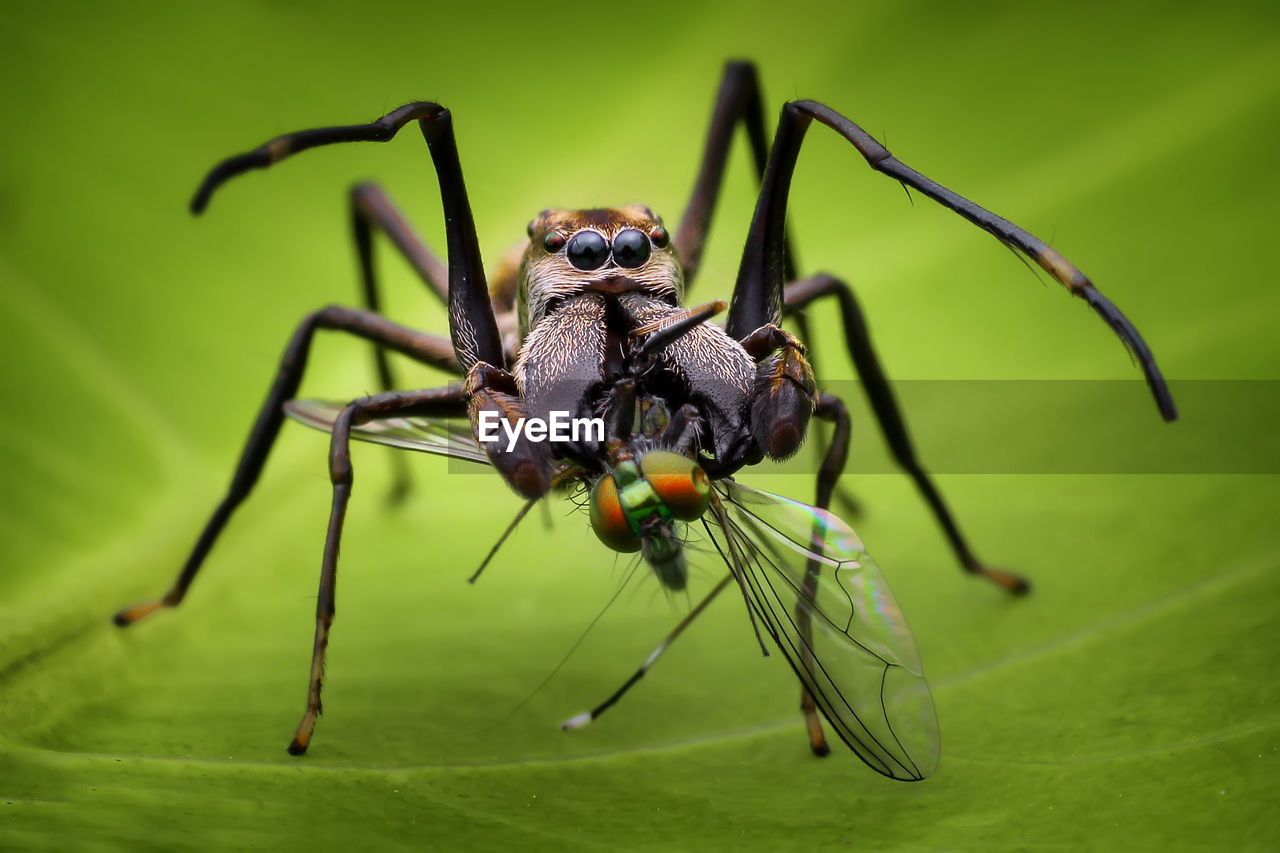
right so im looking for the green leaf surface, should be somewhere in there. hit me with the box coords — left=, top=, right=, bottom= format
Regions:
left=2, top=1, right=1277, bottom=849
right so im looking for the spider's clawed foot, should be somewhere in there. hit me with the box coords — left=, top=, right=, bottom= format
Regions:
left=974, top=565, right=1032, bottom=596
left=112, top=597, right=170, bottom=627
left=288, top=713, right=317, bottom=756
left=802, top=694, right=831, bottom=758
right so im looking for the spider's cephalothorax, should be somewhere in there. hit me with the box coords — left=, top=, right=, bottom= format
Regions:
left=518, top=205, right=682, bottom=333
left=506, top=205, right=801, bottom=485
left=117, top=62, right=1176, bottom=765
left=460, top=199, right=820, bottom=497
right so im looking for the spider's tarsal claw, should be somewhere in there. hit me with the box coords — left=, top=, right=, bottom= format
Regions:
left=803, top=701, right=830, bottom=757
left=977, top=566, right=1032, bottom=596
left=112, top=597, right=168, bottom=627
left=289, top=712, right=317, bottom=756
left=800, top=687, right=831, bottom=757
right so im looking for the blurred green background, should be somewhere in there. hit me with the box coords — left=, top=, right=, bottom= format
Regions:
left=2, top=0, right=1277, bottom=849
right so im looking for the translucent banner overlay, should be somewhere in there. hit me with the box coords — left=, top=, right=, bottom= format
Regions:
left=432, top=380, right=1278, bottom=475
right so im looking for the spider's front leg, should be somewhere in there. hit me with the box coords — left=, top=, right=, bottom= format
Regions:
left=413, top=109, right=553, bottom=498
left=724, top=92, right=1180, bottom=592
left=728, top=98, right=1176, bottom=422
left=188, top=101, right=543, bottom=496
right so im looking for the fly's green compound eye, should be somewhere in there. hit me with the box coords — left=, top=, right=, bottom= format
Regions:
left=543, top=231, right=566, bottom=253
left=567, top=230, right=609, bottom=270
left=640, top=451, right=711, bottom=521
left=612, top=228, right=650, bottom=268
left=590, top=474, right=642, bottom=552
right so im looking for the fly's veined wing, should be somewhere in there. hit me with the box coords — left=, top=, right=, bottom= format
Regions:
left=709, top=480, right=940, bottom=781
left=284, top=399, right=490, bottom=465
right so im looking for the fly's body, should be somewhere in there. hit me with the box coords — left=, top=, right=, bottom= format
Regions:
left=115, top=62, right=1176, bottom=779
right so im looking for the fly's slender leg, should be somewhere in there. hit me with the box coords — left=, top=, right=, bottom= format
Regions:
left=113, top=307, right=460, bottom=627
left=290, top=386, right=465, bottom=755
left=561, top=573, right=736, bottom=732
left=787, top=273, right=1029, bottom=594
left=676, top=61, right=795, bottom=290
left=349, top=182, right=453, bottom=504
left=727, top=99, right=1176, bottom=422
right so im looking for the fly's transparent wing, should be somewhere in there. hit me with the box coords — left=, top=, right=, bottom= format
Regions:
left=708, top=479, right=940, bottom=781
left=284, top=399, right=489, bottom=465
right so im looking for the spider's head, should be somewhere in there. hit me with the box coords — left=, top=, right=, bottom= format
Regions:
left=588, top=449, right=712, bottom=591
left=518, top=206, right=683, bottom=333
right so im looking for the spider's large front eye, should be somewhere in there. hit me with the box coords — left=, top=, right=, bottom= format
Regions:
left=612, top=228, right=651, bottom=268
left=590, top=474, right=642, bottom=552
left=640, top=451, right=711, bottom=521
left=567, top=230, right=610, bottom=270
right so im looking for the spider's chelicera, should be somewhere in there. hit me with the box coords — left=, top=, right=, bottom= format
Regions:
left=114, top=61, right=1176, bottom=780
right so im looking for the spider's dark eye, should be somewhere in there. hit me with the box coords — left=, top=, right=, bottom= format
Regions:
left=543, top=232, right=566, bottom=253
left=648, top=225, right=669, bottom=248
left=612, top=228, right=651, bottom=268
left=566, top=230, right=609, bottom=270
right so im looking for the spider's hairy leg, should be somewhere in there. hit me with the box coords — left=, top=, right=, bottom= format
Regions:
left=112, top=307, right=460, bottom=628
left=290, top=386, right=466, bottom=756
left=675, top=61, right=797, bottom=290
left=786, top=274, right=1029, bottom=595
left=188, top=101, right=504, bottom=384
left=189, top=101, right=519, bottom=497
left=791, top=392, right=855, bottom=757
left=349, top=182, right=458, bottom=504
left=729, top=96, right=1175, bottom=422
left=350, top=182, right=450, bottom=311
